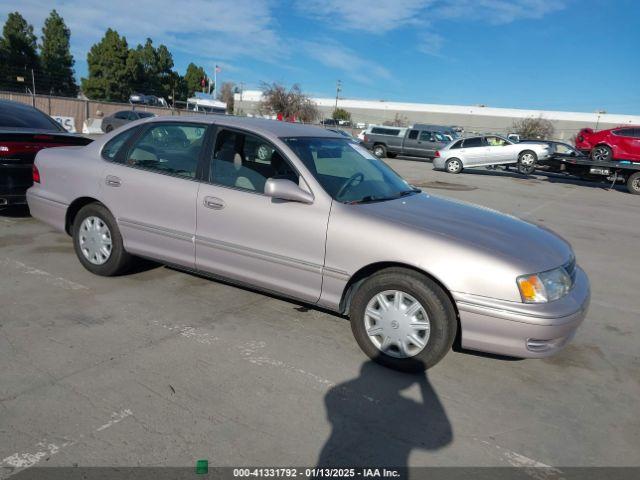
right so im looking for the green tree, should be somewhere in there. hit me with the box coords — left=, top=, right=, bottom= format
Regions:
left=0, top=12, right=39, bottom=90
left=217, top=81, right=236, bottom=113
left=81, top=29, right=131, bottom=101
left=129, top=38, right=174, bottom=98
left=184, top=63, right=206, bottom=98
left=332, top=107, right=351, bottom=122
left=40, top=10, right=77, bottom=96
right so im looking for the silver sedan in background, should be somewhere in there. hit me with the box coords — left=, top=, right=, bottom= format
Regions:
left=433, top=135, right=551, bottom=174
left=27, top=116, right=589, bottom=372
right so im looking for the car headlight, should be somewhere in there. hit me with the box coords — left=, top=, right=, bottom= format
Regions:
left=517, top=266, right=572, bottom=303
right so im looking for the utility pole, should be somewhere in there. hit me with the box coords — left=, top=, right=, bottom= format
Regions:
left=239, top=81, right=245, bottom=115
left=334, top=80, right=342, bottom=114
left=31, top=69, right=36, bottom=106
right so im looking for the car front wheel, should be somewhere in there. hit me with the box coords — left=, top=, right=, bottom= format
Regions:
left=350, top=268, right=457, bottom=372
left=72, top=203, right=134, bottom=276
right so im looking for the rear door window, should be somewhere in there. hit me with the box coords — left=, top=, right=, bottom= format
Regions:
left=462, top=137, right=484, bottom=148
left=408, top=130, right=419, bottom=140
left=123, top=123, right=206, bottom=178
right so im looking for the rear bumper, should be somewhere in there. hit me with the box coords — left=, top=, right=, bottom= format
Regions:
left=456, top=267, right=590, bottom=358
left=0, top=194, right=27, bottom=206
left=26, top=189, right=68, bottom=232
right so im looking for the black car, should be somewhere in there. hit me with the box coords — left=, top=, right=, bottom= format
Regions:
left=0, top=100, right=93, bottom=207
left=520, top=140, right=587, bottom=169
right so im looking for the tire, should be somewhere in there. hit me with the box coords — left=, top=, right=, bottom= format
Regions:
left=627, top=172, right=640, bottom=195
left=72, top=203, right=134, bottom=276
left=517, top=150, right=537, bottom=175
left=591, top=145, right=612, bottom=162
left=105, top=124, right=113, bottom=133
left=349, top=268, right=457, bottom=372
left=372, top=144, right=387, bottom=158
left=445, top=158, right=463, bottom=174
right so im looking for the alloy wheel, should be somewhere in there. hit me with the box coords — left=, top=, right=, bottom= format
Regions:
left=447, top=159, right=461, bottom=173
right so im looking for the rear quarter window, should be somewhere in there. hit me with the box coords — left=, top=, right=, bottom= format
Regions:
left=102, top=128, right=136, bottom=160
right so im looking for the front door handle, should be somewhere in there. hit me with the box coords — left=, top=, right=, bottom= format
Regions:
left=105, top=175, right=121, bottom=187
left=203, top=196, right=225, bottom=210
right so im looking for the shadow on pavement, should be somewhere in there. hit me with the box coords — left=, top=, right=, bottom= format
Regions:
left=0, top=205, right=31, bottom=218
left=317, top=361, right=452, bottom=467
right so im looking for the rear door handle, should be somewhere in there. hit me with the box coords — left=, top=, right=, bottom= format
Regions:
left=203, top=196, right=225, bottom=210
left=105, top=175, right=121, bottom=187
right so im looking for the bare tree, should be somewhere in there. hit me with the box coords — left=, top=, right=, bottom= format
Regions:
left=259, top=82, right=319, bottom=123
left=383, top=113, right=409, bottom=127
left=216, top=81, right=236, bottom=113
left=512, top=117, right=554, bottom=139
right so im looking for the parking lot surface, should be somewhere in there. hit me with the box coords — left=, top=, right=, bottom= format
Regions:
left=1, top=161, right=639, bottom=475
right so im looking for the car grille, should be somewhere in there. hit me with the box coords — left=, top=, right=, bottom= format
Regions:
left=563, top=257, right=577, bottom=284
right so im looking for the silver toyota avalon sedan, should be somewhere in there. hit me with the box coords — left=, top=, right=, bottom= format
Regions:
left=27, top=116, right=590, bottom=372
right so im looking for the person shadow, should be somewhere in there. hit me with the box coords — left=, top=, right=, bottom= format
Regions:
left=317, top=361, right=452, bottom=468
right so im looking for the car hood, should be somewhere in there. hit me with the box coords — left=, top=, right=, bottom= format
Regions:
left=359, top=192, right=572, bottom=271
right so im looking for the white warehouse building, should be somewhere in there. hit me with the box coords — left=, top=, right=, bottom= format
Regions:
left=234, top=90, right=640, bottom=140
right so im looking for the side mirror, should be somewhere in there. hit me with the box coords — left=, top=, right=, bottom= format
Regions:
left=264, top=178, right=314, bottom=204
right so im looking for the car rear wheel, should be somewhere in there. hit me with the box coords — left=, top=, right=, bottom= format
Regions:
left=627, top=172, right=640, bottom=195
left=105, top=124, right=113, bottom=133
left=517, top=151, right=537, bottom=175
left=372, top=144, right=387, bottom=158
left=72, top=203, right=134, bottom=276
left=445, top=158, right=463, bottom=174
left=591, top=145, right=612, bottom=162
left=350, top=268, right=457, bottom=372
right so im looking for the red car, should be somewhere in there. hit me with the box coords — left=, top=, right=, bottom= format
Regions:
left=575, top=126, right=640, bottom=162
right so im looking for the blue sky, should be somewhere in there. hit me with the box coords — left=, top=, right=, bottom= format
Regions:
left=3, top=0, right=639, bottom=113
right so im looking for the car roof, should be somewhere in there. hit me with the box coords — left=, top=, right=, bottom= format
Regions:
left=144, top=115, right=342, bottom=139
left=0, top=99, right=43, bottom=112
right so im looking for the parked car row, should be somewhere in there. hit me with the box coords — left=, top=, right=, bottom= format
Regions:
left=359, top=119, right=640, bottom=194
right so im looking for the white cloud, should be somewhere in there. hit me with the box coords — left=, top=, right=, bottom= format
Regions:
left=417, top=32, right=444, bottom=57
left=433, top=0, right=566, bottom=24
left=294, top=0, right=434, bottom=33
left=302, top=41, right=392, bottom=85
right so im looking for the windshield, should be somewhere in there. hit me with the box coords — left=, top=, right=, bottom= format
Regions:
left=283, top=137, right=418, bottom=203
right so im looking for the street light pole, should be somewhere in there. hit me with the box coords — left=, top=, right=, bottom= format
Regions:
left=334, top=80, right=342, bottom=114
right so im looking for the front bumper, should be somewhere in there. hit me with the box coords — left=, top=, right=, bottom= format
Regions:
left=456, top=267, right=590, bottom=358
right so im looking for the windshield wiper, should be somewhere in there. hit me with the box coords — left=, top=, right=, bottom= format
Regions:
left=348, top=188, right=421, bottom=205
